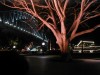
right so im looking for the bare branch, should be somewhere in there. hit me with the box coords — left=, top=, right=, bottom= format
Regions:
left=1, top=0, right=99, bottom=53
left=34, top=3, right=48, bottom=8
left=70, top=0, right=85, bottom=39
left=45, top=0, right=57, bottom=26
left=57, top=0, right=63, bottom=16
left=80, top=13, right=100, bottom=24
left=63, top=0, right=69, bottom=14
left=84, top=0, right=96, bottom=11
left=37, top=16, right=52, bottom=30
left=29, top=0, right=36, bottom=13
left=71, top=24, right=100, bottom=40
left=53, top=0, right=63, bottom=19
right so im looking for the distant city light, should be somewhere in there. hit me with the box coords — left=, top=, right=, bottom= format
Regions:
left=90, top=50, right=93, bottom=53
left=20, top=28, right=23, bottom=30
left=13, top=46, right=16, bottom=49
left=5, top=21, right=9, bottom=24
left=10, top=24, right=13, bottom=26
left=79, top=50, right=82, bottom=53
left=42, top=42, right=45, bottom=46
left=27, top=47, right=30, bottom=51
left=0, top=18, right=2, bottom=22
left=13, top=25, right=16, bottom=28
left=17, top=27, right=20, bottom=29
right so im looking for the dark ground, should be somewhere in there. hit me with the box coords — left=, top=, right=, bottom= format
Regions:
left=0, top=51, right=100, bottom=75
left=26, top=55, right=100, bottom=75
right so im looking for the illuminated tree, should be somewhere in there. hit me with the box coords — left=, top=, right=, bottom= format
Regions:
left=1, top=0, right=100, bottom=53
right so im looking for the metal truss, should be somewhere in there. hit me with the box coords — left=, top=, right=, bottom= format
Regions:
left=0, top=10, right=48, bottom=42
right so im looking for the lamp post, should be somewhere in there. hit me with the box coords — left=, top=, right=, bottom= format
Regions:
left=82, top=40, right=84, bottom=54
left=41, top=26, right=46, bottom=53
left=42, top=42, right=45, bottom=46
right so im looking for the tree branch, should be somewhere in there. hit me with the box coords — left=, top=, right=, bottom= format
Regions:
left=45, top=0, right=57, bottom=27
left=84, top=0, right=96, bottom=11
left=80, top=13, right=100, bottom=24
left=53, top=0, right=63, bottom=20
left=30, top=0, right=36, bottom=13
left=71, top=24, right=100, bottom=40
left=70, top=0, right=85, bottom=40
left=63, top=0, right=69, bottom=15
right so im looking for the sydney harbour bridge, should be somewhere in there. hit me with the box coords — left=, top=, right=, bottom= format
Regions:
left=0, top=10, right=48, bottom=51
left=0, top=10, right=48, bottom=40
left=0, top=10, right=48, bottom=42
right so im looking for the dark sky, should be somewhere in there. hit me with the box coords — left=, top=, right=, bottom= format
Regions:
left=72, top=16, right=100, bottom=45
left=0, top=1, right=100, bottom=46
left=72, top=28, right=100, bottom=45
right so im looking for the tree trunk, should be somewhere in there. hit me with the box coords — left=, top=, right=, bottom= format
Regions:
left=61, top=41, right=72, bottom=62
left=56, top=38, right=72, bottom=61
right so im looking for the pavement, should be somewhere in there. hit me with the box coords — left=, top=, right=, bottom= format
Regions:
left=26, top=55, right=100, bottom=75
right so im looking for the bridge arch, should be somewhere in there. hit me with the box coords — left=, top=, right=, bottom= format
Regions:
left=0, top=10, right=48, bottom=43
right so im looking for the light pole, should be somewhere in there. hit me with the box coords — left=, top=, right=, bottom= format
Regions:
left=82, top=40, right=84, bottom=54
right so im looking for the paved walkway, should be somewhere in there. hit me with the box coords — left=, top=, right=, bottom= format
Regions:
left=26, top=55, right=100, bottom=75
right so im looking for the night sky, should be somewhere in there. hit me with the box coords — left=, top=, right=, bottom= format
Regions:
left=72, top=16, right=100, bottom=45
left=0, top=1, right=100, bottom=47
left=72, top=28, right=100, bottom=45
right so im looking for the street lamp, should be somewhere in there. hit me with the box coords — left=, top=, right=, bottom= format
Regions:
left=42, top=42, right=45, bottom=46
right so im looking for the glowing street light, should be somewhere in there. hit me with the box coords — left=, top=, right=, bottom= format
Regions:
left=42, top=42, right=45, bottom=46
left=13, top=46, right=16, bottom=49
